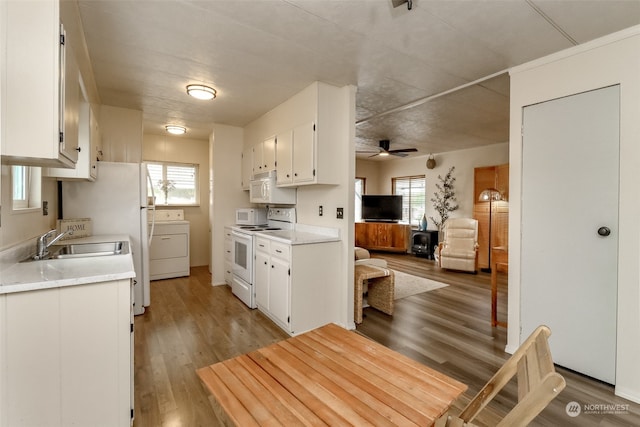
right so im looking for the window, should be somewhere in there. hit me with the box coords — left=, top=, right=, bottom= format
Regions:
left=146, top=161, right=199, bottom=206
left=392, top=175, right=425, bottom=226
left=355, top=177, right=366, bottom=221
left=12, top=165, right=41, bottom=211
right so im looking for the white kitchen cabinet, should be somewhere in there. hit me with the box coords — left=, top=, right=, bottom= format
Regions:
left=275, top=82, right=342, bottom=187
left=252, top=136, right=276, bottom=176
left=275, top=130, right=293, bottom=186
left=1, top=0, right=79, bottom=167
left=45, top=97, right=101, bottom=181
left=241, top=147, right=253, bottom=190
left=149, top=221, right=190, bottom=280
left=0, top=279, right=133, bottom=427
left=255, top=235, right=340, bottom=336
left=254, top=237, right=270, bottom=309
left=224, top=227, right=233, bottom=286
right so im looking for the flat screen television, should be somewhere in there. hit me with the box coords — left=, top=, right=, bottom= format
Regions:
left=361, top=195, right=403, bottom=222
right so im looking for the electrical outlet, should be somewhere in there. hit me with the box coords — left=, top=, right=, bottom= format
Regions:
left=336, top=207, right=344, bottom=219
left=319, top=205, right=323, bottom=216
left=42, top=200, right=49, bottom=216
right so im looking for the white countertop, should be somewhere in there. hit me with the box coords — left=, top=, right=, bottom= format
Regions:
left=256, top=224, right=340, bottom=245
left=0, top=234, right=135, bottom=295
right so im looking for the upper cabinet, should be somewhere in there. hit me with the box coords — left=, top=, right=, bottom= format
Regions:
left=275, top=83, right=342, bottom=187
left=241, top=147, right=252, bottom=190
left=1, top=0, right=79, bottom=167
left=252, top=136, right=276, bottom=176
left=45, top=101, right=102, bottom=181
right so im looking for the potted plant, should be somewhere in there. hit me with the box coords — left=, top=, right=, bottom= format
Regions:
left=429, top=166, right=459, bottom=235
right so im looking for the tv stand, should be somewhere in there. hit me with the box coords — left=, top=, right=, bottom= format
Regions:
left=355, top=222, right=410, bottom=253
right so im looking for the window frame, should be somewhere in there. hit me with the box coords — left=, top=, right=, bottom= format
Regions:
left=145, top=161, right=200, bottom=206
left=11, top=165, right=42, bottom=212
left=392, top=175, right=426, bottom=226
left=355, top=177, right=366, bottom=222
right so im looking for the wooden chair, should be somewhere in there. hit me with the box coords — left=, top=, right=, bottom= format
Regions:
left=435, top=325, right=566, bottom=427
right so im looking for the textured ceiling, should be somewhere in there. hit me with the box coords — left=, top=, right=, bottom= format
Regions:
left=76, top=0, right=640, bottom=159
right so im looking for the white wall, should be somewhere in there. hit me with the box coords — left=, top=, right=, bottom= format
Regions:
left=508, top=26, right=640, bottom=402
left=210, top=124, right=248, bottom=285
left=357, top=143, right=509, bottom=227
left=143, top=134, right=210, bottom=267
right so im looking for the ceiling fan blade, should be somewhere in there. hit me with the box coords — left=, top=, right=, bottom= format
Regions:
left=389, top=148, right=418, bottom=153
left=368, top=153, right=380, bottom=158
left=391, top=152, right=409, bottom=157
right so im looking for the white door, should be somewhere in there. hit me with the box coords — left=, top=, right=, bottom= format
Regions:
left=521, top=85, right=619, bottom=384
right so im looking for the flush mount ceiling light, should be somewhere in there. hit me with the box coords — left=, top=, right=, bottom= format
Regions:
left=165, top=125, right=186, bottom=135
left=186, top=84, right=216, bottom=100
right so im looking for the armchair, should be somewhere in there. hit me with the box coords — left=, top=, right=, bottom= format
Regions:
left=438, top=218, right=479, bottom=273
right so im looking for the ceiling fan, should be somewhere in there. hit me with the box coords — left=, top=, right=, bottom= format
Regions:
left=391, top=0, right=412, bottom=10
left=358, top=140, right=418, bottom=158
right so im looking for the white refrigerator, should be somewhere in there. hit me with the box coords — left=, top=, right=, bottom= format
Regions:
left=62, top=162, right=154, bottom=315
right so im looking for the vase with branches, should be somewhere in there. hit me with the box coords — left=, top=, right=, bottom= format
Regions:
left=429, top=166, right=459, bottom=230
left=156, top=179, right=175, bottom=204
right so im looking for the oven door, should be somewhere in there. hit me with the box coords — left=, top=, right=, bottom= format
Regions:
left=231, top=231, right=252, bottom=284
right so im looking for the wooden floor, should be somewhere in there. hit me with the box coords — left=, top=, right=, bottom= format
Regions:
left=134, top=258, right=640, bottom=426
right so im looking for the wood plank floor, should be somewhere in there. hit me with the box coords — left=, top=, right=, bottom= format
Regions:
left=134, top=260, right=640, bottom=426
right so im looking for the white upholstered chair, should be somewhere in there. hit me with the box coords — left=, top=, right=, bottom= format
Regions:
left=438, top=218, right=479, bottom=273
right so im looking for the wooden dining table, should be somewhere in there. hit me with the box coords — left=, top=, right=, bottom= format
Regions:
left=197, top=323, right=467, bottom=426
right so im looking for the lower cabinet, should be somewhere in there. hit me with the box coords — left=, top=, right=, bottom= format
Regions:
left=355, top=222, right=410, bottom=252
left=254, top=236, right=340, bottom=336
left=0, top=279, right=133, bottom=427
left=224, top=227, right=233, bottom=285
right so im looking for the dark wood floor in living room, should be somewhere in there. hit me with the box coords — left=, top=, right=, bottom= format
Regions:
left=133, top=261, right=640, bottom=426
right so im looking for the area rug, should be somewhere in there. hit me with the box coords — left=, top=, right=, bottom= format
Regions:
left=392, top=270, right=449, bottom=300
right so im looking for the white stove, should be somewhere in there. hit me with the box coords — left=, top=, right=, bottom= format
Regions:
left=229, top=208, right=295, bottom=308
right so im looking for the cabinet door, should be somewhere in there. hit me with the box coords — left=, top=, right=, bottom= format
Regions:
left=252, top=143, right=263, bottom=175
left=269, top=257, right=290, bottom=328
left=375, top=223, right=391, bottom=248
left=276, top=130, right=293, bottom=185
left=389, top=224, right=408, bottom=250
left=241, top=147, right=253, bottom=189
left=292, top=122, right=315, bottom=183
left=354, top=222, right=366, bottom=247
left=2, top=1, right=75, bottom=167
left=255, top=251, right=270, bottom=309
left=61, top=42, right=80, bottom=163
left=263, top=136, right=276, bottom=172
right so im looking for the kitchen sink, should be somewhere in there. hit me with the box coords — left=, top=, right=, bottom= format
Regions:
left=52, top=241, right=129, bottom=258
left=22, top=241, right=129, bottom=262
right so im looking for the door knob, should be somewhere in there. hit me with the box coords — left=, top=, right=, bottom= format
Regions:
left=597, top=226, right=611, bottom=237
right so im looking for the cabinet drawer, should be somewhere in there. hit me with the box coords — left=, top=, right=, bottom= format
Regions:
left=270, top=241, right=290, bottom=260
left=150, top=234, right=188, bottom=259
left=255, top=237, right=270, bottom=253
left=224, top=239, right=232, bottom=262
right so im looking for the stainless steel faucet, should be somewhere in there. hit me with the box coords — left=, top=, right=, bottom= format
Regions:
left=35, top=229, right=72, bottom=259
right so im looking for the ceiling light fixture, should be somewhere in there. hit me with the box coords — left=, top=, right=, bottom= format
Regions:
left=186, top=84, right=216, bottom=100
left=165, top=125, right=186, bottom=135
